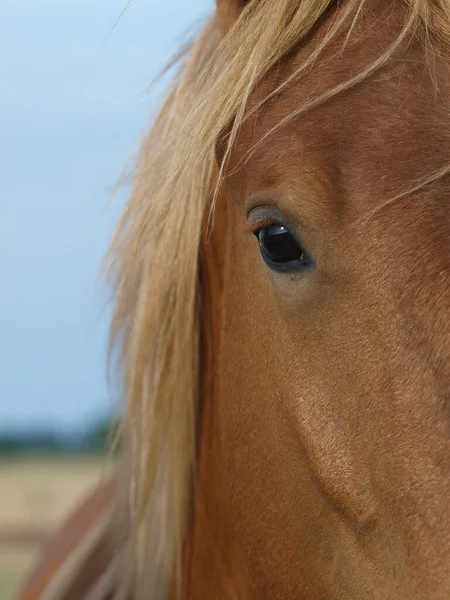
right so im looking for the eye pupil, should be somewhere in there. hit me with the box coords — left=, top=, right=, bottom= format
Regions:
left=257, top=224, right=305, bottom=264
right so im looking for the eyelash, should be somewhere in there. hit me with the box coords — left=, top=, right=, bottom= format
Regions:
left=245, top=216, right=280, bottom=235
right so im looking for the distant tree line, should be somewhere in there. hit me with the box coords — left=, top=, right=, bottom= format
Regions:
left=0, top=416, right=121, bottom=457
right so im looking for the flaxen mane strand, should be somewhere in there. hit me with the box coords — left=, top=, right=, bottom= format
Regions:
left=106, top=1, right=450, bottom=598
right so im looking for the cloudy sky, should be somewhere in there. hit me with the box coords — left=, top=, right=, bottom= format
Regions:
left=1, top=0, right=212, bottom=433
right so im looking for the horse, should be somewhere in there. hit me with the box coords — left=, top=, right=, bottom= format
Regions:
left=18, top=0, right=450, bottom=598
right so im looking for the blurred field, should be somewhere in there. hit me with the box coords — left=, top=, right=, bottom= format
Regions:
left=0, top=457, right=107, bottom=599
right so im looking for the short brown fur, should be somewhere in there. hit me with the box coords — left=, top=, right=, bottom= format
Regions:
left=183, top=3, right=450, bottom=598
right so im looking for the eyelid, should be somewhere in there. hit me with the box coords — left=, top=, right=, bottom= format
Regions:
left=246, top=206, right=299, bottom=239
left=247, top=205, right=290, bottom=228
left=245, top=216, right=279, bottom=234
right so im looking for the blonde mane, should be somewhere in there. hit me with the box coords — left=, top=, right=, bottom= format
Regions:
left=106, top=1, right=450, bottom=598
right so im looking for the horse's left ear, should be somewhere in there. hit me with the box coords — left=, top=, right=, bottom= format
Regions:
left=216, top=0, right=251, bottom=33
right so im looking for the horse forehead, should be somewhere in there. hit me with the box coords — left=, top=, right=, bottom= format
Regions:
left=234, top=41, right=449, bottom=203
left=234, top=0, right=448, bottom=174
left=239, top=51, right=407, bottom=162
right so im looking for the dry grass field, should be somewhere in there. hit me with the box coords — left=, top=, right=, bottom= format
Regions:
left=0, top=457, right=108, bottom=599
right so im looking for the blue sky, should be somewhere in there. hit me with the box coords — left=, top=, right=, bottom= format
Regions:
left=0, top=0, right=212, bottom=433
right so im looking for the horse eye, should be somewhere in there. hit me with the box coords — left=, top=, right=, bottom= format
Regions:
left=254, top=224, right=311, bottom=272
